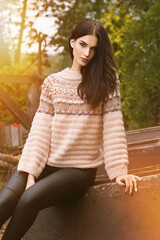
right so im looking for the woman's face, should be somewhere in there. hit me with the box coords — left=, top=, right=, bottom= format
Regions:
left=70, top=34, right=98, bottom=71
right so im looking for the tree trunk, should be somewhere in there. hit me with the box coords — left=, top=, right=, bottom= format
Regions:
left=15, top=0, right=28, bottom=63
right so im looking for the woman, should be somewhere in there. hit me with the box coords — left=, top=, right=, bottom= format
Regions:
left=0, top=19, right=140, bottom=239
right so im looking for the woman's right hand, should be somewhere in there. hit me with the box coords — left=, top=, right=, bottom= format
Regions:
left=25, top=173, right=36, bottom=190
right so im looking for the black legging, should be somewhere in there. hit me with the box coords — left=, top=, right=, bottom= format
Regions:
left=0, top=165, right=97, bottom=240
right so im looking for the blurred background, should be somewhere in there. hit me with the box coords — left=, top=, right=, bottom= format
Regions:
left=0, top=0, right=159, bottom=148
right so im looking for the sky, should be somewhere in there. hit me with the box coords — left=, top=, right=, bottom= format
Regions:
left=0, top=1, right=61, bottom=57
left=23, top=15, right=59, bottom=55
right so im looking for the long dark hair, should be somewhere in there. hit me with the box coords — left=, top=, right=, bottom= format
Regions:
left=69, top=19, right=117, bottom=108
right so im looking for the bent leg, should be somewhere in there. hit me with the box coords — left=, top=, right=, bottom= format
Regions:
left=2, top=167, right=96, bottom=240
left=0, top=171, right=28, bottom=228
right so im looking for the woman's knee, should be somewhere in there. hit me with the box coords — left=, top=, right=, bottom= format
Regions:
left=0, top=187, right=19, bottom=221
left=3, top=171, right=28, bottom=197
left=0, top=171, right=28, bottom=210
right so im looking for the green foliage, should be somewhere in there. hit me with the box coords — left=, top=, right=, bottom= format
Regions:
left=0, top=62, right=32, bottom=124
left=100, top=0, right=160, bottom=129
left=0, top=0, right=159, bottom=129
left=0, top=83, right=28, bottom=124
left=121, top=0, right=160, bottom=129
left=44, top=53, right=72, bottom=75
left=100, top=2, right=131, bottom=71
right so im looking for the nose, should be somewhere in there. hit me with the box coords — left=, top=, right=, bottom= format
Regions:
left=84, top=48, right=90, bottom=57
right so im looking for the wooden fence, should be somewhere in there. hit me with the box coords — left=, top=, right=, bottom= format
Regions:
left=0, top=123, right=27, bottom=147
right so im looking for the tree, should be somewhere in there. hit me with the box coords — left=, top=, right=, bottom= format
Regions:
left=121, top=0, right=160, bottom=128
left=99, top=0, right=160, bottom=129
left=27, top=0, right=111, bottom=55
left=1, top=0, right=159, bottom=129
left=14, top=0, right=28, bottom=63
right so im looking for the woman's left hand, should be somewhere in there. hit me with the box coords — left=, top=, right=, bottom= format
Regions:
left=25, top=174, right=36, bottom=190
left=116, top=174, right=141, bottom=195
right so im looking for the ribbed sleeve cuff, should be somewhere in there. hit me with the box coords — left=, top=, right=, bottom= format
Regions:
left=105, top=164, right=128, bottom=181
left=17, top=162, right=43, bottom=178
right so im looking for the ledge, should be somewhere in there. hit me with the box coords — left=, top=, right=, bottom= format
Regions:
left=24, top=172, right=160, bottom=240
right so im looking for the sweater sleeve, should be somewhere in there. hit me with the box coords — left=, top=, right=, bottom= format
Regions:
left=17, top=75, right=54, bottom=178
left=102, top=80, right=129, bottom=180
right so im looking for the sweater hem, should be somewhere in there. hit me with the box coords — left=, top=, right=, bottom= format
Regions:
left=46, top=161, right=104, bottom=169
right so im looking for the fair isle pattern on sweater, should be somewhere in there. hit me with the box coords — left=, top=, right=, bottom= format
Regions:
left=17, top=68, right=128, bottom=180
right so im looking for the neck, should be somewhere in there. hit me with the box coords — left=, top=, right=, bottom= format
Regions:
left=57, top=67, right=82, bottom=82
left=70, top=68, right=81, bottom=72
left=70, top=61, right=82, bottom=72
left=70, top=67, right=81, bottom=72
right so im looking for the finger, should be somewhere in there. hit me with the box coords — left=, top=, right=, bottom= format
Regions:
left=116, top=178, right=125, bottom=187
left=25, top=180, right=35, bottom=190
left=132, top=177, right=138, bottom=192
left=125, top=179, right=130, bottom=194
left=134, top=176, right=141, bottom=181
left=129, top=178, right=134, bottom=195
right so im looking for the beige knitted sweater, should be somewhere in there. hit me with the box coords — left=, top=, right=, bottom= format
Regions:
left=17, top=68, right=128, bottom=180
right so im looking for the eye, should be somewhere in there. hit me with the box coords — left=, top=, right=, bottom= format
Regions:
left=80, top=42, right=86, bottom=47
left=91, top=47, right=97, bottom=52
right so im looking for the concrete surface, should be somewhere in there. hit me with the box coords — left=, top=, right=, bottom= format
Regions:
left=97, top=139, right=160, bottom=176
left=24, top=173, right=160, bottom=240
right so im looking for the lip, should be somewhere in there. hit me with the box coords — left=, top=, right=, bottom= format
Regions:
left=80, top=57, right=88, bottom=63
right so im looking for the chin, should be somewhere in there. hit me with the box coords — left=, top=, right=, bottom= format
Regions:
left=79, top=61, right=89, bottom=67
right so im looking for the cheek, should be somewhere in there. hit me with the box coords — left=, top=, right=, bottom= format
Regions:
left=73, top=44, right=81, bottom=58
left=89, top=50, right=96, bottom=59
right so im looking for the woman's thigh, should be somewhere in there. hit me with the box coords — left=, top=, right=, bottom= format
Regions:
left=20, top=167, right=97, bottom=210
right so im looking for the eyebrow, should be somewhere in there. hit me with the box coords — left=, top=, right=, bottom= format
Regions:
left=80, top=40, right=97, bottom=48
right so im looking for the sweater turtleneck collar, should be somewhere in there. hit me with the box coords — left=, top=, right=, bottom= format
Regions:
left=57, top=67, right=82, bottom=82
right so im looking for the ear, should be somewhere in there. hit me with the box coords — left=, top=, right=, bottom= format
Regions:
left=70, top=39, right=75, bottom=48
